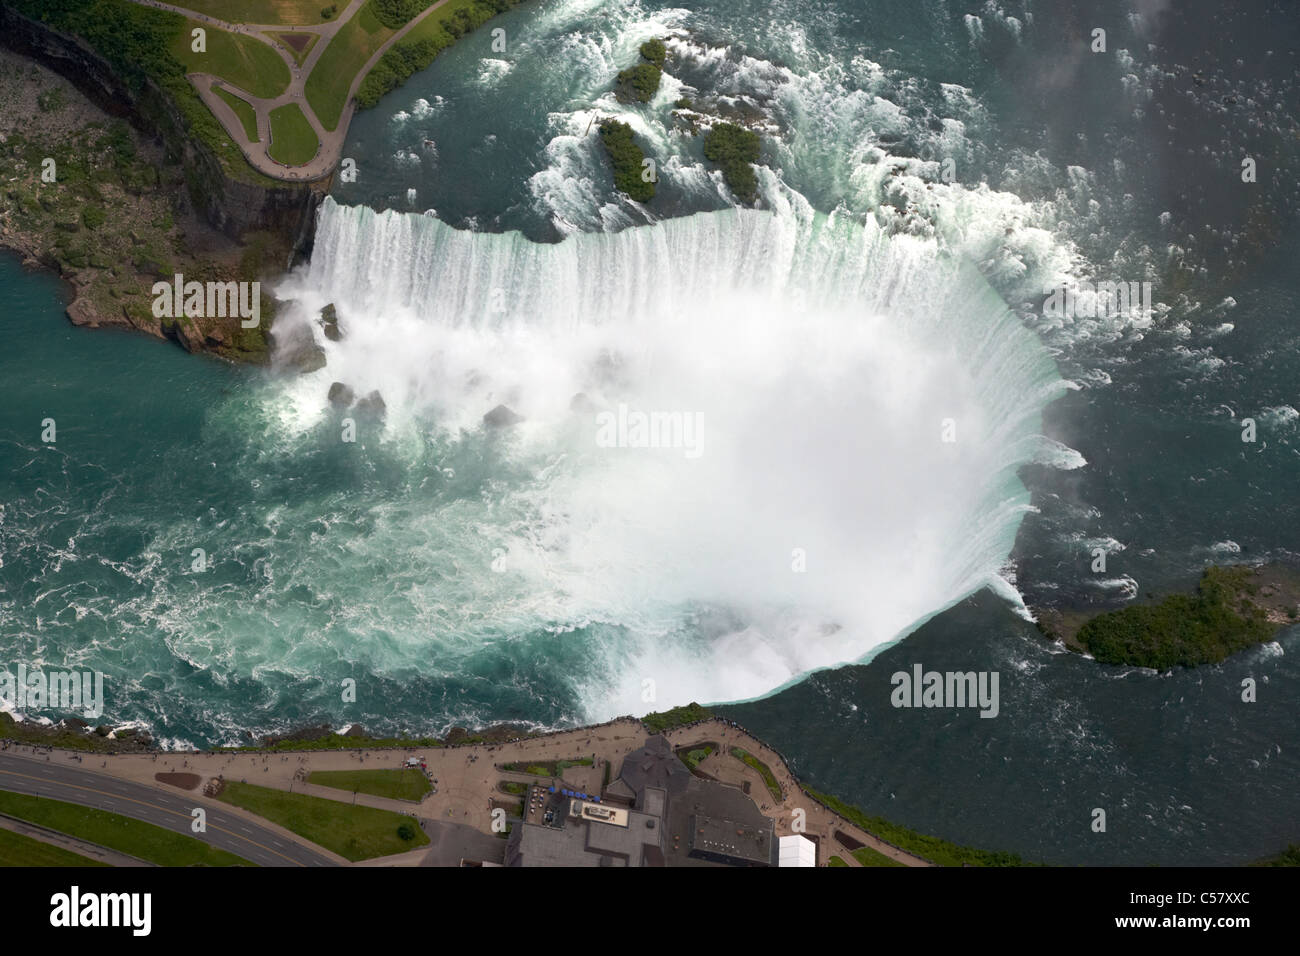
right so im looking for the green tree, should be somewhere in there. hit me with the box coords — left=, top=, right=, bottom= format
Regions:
left=616, top=63, right=662, bottom=103
left=703, top=122, right=761, bottom=202
left=599, top=120, right=654, bottom=202
left=639, top=38, right=667, bottom=66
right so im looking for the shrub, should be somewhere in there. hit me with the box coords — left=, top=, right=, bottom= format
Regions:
left=81, top=204, right=107, bottom=230
left=616, top=62, right=661, bottom=103
left=37, top=87, right=68, bottom=113
left=1077, top=566, right=1276, bottom=668
left=397, top=821, right=417, bottom=841
left=371, top=0, right=423, bottom=29
left=641, top=702, right=711, bottom=733
left=598, top=120, right=654, bottom=202
left=639, top=37, right=667, bottom=66
left=703, top=122, right=761, bottom=202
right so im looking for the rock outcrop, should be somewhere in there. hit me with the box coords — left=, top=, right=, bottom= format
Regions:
left=0, top=5, right=330, bottom=252
left=484, top=404, right=524, bottom=428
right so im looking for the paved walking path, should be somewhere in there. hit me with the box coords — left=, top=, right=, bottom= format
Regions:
left=2, top=716, right=933, bottom=867
left=661, top=721, right=931, bottom=867
left=126, top=0, right=457, bottom=180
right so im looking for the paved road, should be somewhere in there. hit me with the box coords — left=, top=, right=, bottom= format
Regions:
left=127, top=0, right=459, bottom=181
left=0, top=752, right=337, bottom=867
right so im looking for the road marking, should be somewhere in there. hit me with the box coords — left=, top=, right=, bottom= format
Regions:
left=0, top=767, right=315, bottom=866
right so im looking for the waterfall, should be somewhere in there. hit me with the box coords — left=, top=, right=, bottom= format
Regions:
left=269, top=196, right=1072, bottom=717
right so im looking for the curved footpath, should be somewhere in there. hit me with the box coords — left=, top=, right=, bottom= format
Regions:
left=127, top=0, right=460, bottom=181
left=0, top=750, right=339, bottom=867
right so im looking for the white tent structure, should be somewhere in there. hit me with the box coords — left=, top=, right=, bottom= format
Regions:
left=778, top=834, right=817, bottom=867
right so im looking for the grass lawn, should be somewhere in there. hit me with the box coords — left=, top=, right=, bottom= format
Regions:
left=501, top=758, right=593, bottom=776
left=729, top=746, right=782, bottom=802
left=308, top=768, right=431, bottom=802
left=678, top=744, right=715, bottom=771
left=827, top=854, right=848, bottom=867
left=852, top=845, right=906, bottom=867
left=397, top=0, right=492, bottom=45
left=217, top=781, right=430, bottom=861
left=0, top=828, right=108, bottom=867
left=0, top=790, right=252, bottom=867
left=171, top=22, right=291, bottom=98
left=268, top=103, right=319, bottom=165
left=305, top=1, right=393, bottom=130
left=173, top=0, right=337, bottom=25
left=214, top=86, right=260, bottom=141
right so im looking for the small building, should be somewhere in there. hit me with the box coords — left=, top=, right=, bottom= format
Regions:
left=778, top=834, right=817, bottom=867
left=504, top=734, right=777, bottom=867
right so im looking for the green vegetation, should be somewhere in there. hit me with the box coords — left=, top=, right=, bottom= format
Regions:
left=678, top=744, right=715, bottom=770
left=852, top=845, right=906, bottom=867
left=216, top=781, right=429, bottom=861
left=639, top=37, right=667, bottom=66
left=805, top=787, right=1029, bottom=867
left=616, top=62, right=661, bottom=103
left=729, top=746, right=782, bottom=802
left=37, top=86, right=68, bottom=112
left=171, top=20, right=291, bottom=99
left=614, top=37, right=666, bottom=103
left=214, top=86, right=260, bottom=141
left=173, top=0, right=334, bottom=24
left=81, top=204, right=107, bottom=230
left=1077, top=566, right=1277, bottom=669
left=500, top=781, right=527, bottom=795
left=703, top=122, right=761, bottom=202
left=0, top=102, right=276, bottom=364
left=7, top=0, right=280, bottom=186
left=221, top=730, right=444, bottom=752
left=0, top=790, right=252, bottom=866
left=0, top=828, right=108, bottom=867
left=308, top=768, right=431, bottom=801
left=501, top=758, right=593, bottom=777
left=267, top=103, right=319, bottom=165
left=355, top=0, right=536, bottom=111
left=372, top=0, right=426, bottom=28
left=1255, top=844, right=1300, bottom=866
left=305, top=0, right=390, bottom=129
left=641, top=702, right=711, bottom=733
left=827, top=854, right=848, bottom=867
left=598, top=120, right=654, bottom=202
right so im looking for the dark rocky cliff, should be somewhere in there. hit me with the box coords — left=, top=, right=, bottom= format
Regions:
left=0, top=4, right=328, bottom=256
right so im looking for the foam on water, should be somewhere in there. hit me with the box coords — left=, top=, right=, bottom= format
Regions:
left=274, top=196, right=1075, bottom=716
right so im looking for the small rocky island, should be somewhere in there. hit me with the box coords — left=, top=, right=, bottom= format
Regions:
left=1036, top=564, right=1300, bottom=669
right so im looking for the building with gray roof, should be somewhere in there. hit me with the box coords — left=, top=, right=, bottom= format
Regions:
left=504, top=734, right=776, bottom=867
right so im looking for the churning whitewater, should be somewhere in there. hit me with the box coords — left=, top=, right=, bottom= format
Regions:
left=267, top=196, right=1073, bottom=717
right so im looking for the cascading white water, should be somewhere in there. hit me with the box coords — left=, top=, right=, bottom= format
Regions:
left=272, top=196, right=1072, bottom=717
